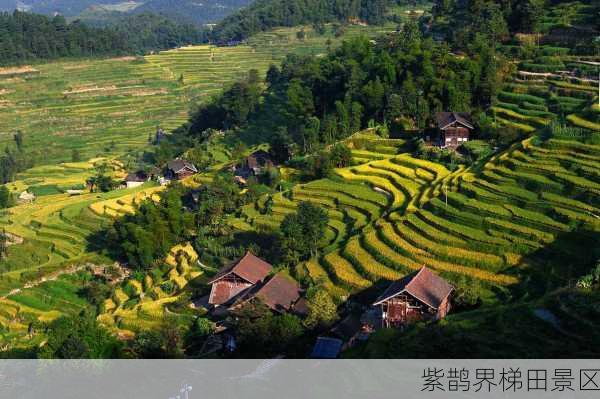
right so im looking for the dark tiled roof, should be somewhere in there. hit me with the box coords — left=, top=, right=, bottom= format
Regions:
left=248, top=273, right=301, bottom=313
left=330, top=315, right=362, bottom=341
left=167, top=159, right=197, bottom=173
left=435, top=112, right=474, bottom=130
left=292, top=297, right=309, bottom=316
left=208, top=252, right=273, bottom=285
left=246, top=150, right=274, bottom=170
left=373, top=267, right=454, bottom=309
left=125, top=171, right=148, bottom=182
left=311, top=337, right=343, bottom=359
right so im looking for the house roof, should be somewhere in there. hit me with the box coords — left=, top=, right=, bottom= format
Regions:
left=208, top=280, right=252, bottom=306
left=311, top=337, right=343, bottom=359
left=125, top=171, right=148, bottom=183
left=330, top=314, right=362, bottom=341
left=246, top=150, right=274, bottom=169
left=208, top=251, right=273, bottom=285
left=373, top=267, right=454, bottom=309
left=435, top=112, right=474, bottom=130
left=167, top=159, right=198, bottom=174
left=242, top=273, right=302, bottom=313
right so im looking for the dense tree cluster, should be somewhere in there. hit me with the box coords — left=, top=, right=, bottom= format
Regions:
left=130, top=0, right=253, bottom=26
left=109, top=175, right=247, bottom=270
left=0, top=11, right=205, bottom=65
left=112, top=186, right=195, bottom=269
left=189, top=24, right=505, bottom=158
left=0, top=132, right=34, bottom=184
left=278, top=201, right=329, bottom=265
left=210, top=0, right=394, bottom=43
left=189, top=70, right=262, bottom=134
left=430, top=0, right=599, bottom=50
left=232, top=302, right=305, bottom=356
left=37, top=312, right=122, bottom=359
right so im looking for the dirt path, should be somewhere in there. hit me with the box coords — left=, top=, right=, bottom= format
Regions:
left=0, top=265, right=87, bottom=300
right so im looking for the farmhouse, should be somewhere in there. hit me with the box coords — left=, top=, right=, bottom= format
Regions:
left=207, top=251, right=273, bottom=307
left=124, top=171, right=149, bottom=189
left=165, top=159, right=198, bottom=180
left=373, top=267, right=453, bottom=328
left=434, top=112, right=473, bottom=148
left=207, top=252, right=306, bottom=316
left=235, top=150, right=276, bottom=178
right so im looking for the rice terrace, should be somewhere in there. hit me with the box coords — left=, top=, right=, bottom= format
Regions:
left=0, top=0, right=598, bottom=359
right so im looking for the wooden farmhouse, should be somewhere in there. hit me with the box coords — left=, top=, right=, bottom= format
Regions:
left=124, top=171, right=149, bottom=189
left=207, top=252, right=306, bottom=315
left=165, top=159, right=198, bottom=180
left=373, top=267, right=453, bottom=328
left=208, top=251, right=273, bottom=307
left=241, top=150, right=276, bottom=175
left=434, top=112, right=473, bottom=148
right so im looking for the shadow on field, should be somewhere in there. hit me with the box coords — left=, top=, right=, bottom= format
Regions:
left=508, top=227, right=600, bottom=300
left=86, top=228, right=122, bottom=261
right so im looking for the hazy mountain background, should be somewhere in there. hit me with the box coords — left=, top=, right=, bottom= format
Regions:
left=0, top=0, right=253, bottom=25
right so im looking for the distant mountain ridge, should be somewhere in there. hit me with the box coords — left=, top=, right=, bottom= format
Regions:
left=0, top=0, right=253, bottom=25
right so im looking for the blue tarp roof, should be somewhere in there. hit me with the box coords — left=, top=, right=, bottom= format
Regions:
left=310, top=337, right=343, bottom=359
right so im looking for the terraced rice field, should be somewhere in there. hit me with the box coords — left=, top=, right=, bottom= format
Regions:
left=0, top=46, right=280, bottom=165
left=0, top=22, right=399, bottom=166
left=295, top=137, right=600, bottom=301
left=493, top=48, right=599, bottom=133
left=0, top=271, right=92, bottom=348
left=0, top=158, right=160, bottom=294
left=247, top=22, right=398, bottom=59
left=97, top=243, right=202, bottom=336
left=89, top=185, right=164, bottom=217
left=235, top=176, right=391, bottom=251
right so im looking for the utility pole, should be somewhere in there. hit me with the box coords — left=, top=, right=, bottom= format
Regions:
left=596, top=37, right=600, bottom=106
left=444, top=184, right=448, bottom=207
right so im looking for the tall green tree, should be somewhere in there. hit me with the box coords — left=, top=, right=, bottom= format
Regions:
left=279, top=201, right=329, bottom=264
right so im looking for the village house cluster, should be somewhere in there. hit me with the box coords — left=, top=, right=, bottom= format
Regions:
left=201, top=251, right=454, bottom=358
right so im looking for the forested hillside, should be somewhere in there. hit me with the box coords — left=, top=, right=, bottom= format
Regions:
left=191, top=23, right=502, bottom=156
left=0, top=11, right=205, bottom=65
left=429, top=0, right=599, bottom=53
left=131, top=0, right=253, bottom=26
left=210, top=0, right=395, bottom=42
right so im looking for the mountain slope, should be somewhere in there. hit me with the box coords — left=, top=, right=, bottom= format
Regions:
left=0, top=0, right=252, bottom=25
left=211, top=0, right=394, bottom=42
left=0, top=1, right=125, bottom=16
left=131, top=0, right=252, bottom=25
